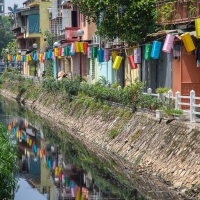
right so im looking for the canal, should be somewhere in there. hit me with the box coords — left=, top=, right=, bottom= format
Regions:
left=0, top=95, right=144, bottom=200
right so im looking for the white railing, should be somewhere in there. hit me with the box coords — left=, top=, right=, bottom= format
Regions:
left=143, top=88, right=200, bottom=123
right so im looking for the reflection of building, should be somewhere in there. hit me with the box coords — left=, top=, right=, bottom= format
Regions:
left=8, top=118, right=41, bottom=178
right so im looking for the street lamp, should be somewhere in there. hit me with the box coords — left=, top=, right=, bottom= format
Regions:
left=18, top=50, right=22, bottom=74
left=5, top=48, right=9, bottom=69
left=32, top=43, right=38, bottom=76
left=77, top=29, right=84, bottom=82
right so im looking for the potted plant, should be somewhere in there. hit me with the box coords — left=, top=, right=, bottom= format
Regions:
left=172, top=109, right=186, bottom=121
left=156, top=108, right=164, bottom=119
left=156, top=87, right=170, bottom=101
left=164, top=109, right=175, bottom=120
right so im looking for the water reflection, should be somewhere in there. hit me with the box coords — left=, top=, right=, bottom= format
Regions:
left=15, top=178, right=47, bottom=200
left=0, top=96, right=144, bottom=200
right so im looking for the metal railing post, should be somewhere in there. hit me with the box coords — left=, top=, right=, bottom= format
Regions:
left=175, top=91, right=180, bottom=110
left=190, top=90, right=195, bottom=123
left=147, top=88, right=152, bottom=95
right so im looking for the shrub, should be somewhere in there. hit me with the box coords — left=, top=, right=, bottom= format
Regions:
left=108, top=128, right=119, bottom=139
left=156, top=87, right=170, bottom=94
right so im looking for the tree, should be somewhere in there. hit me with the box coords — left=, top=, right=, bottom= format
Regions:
left=1, top=40, right=18, bottom=62
left=8, top=4, right=18, bottom=13
left=72, top=0, right=158, bottom=45
left=0, top=16, right=14, bottom=60
left=0, top=123, right=18, bottom=199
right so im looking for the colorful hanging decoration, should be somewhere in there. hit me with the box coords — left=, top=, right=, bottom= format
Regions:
left=48, top=50, right=52, bottom=59
left=128, top=55, right=138, bottom=69
left=79, top=42, right=84, bottom=53
left=54, top=48, right=58, bottom=57
left=112, top=56, right=122, bottom=70
left=144, top=44, right=152, bottom=60
left=64, top=46, right=70, bottom=56
left=134, top=47, right=141, bottom=63
left=111, top=51, right=118, bottom=62
left=181, top=33, right=195, bottom=52
left=151, top=41, right=162, bottom=59
left=75, top=42, right=81, bottom=52
left=22, top=55, right=26, bottom=62
left=61, top=48, right=65, bottom=56
left=195, top=18, right=200, bottom=38
left=104, top=49, right=110, bottom=62
left=70, top=181, right=76, bottom=197
left=98, top=49, right=104, bottom=62
left=87, top=47, right=92, bottom=58
left=162, top=34, right=175, bottom=53
left=83, top=42, right=88, bottom=54
left=58, top=48, right=62, bottom=56
left=92, top=46, right=98, bottom=58
left=33, top=53, right=37, bottom=61
left=70, top=43, right=75, bottom=54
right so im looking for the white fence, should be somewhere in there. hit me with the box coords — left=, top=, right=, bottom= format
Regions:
left=143, top=88, right=200, bottom=123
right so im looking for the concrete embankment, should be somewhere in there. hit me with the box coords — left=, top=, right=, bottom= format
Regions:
left=1, top=89, right=200, bottom=200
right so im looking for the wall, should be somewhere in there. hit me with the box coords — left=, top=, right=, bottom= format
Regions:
left=40, top=1, right=52, bottom=50
left=28, top=92, right=199, bottom=200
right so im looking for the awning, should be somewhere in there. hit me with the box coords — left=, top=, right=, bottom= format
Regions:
left=147, top=29, right=196, bottom=38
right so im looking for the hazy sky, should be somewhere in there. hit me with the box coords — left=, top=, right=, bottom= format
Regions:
left=5, top=0, right=25, bottom=14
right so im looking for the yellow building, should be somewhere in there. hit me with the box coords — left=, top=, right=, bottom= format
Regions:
left=12, top=0, right=52, bottom=76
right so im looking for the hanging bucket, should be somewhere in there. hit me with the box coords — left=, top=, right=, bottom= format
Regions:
left=195, top=18, right=200, bottom=38
left=151, top=41, right=162, bottom=59
left=98, top=49, right=104, bottom=62
left=181, top=33, right=195, bottom=52
left=104, top=49, right=110, bottom=62
left=87, top=47, right=92, bottom=58
left=75, top=42, right=81, bottom=52
left=144, top=44, right=152, bottom=60
left=111, top=51, right=118, bottom=62
left=92, top=46, right=98, bottom=58
left=54, top=48, right=58, bottom=57
left=70, top=43, right=75, bottom=54
left=112, top=56, right=122, bottom=70
left=134, top=47, right=141, bottom=63
left=83, top=42, right=88, bottom=54
left=162, top=34, right=175, bottom=53
left=79, top=42, right=84, bottom=52
left=58, top=48, right=62, bottom=56
left=64, top=46, right=70, bottom=56
left=128, top=55, right=138, bottom=69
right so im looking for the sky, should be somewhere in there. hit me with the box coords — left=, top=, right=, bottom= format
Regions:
left=5, top=0, right=25, bottom=14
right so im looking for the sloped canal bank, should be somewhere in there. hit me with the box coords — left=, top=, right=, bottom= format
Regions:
left=0, top=89, right=200, bottom=200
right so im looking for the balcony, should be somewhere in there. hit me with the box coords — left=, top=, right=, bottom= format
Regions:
left=57, top=34, right=65, bottom=41
left=156, top=0, right=200, bottom=25
left=65, top=27, right=79, bottom=42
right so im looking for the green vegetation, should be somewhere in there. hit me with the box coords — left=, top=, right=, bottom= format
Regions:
left=137, top=93, right=162, bottom=110
left=108, top=128, right=119, bottom=139
left=156, top=87, right=170, bottom=94
left=0, top=123, right=18, bottom=199
left=164, top=109, right=183, bottom=115
left=0, top=71, right=177, bottom=115
left=0, top=16, right=15, bottom=59
left=156, top=2, right=174, bottom=22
